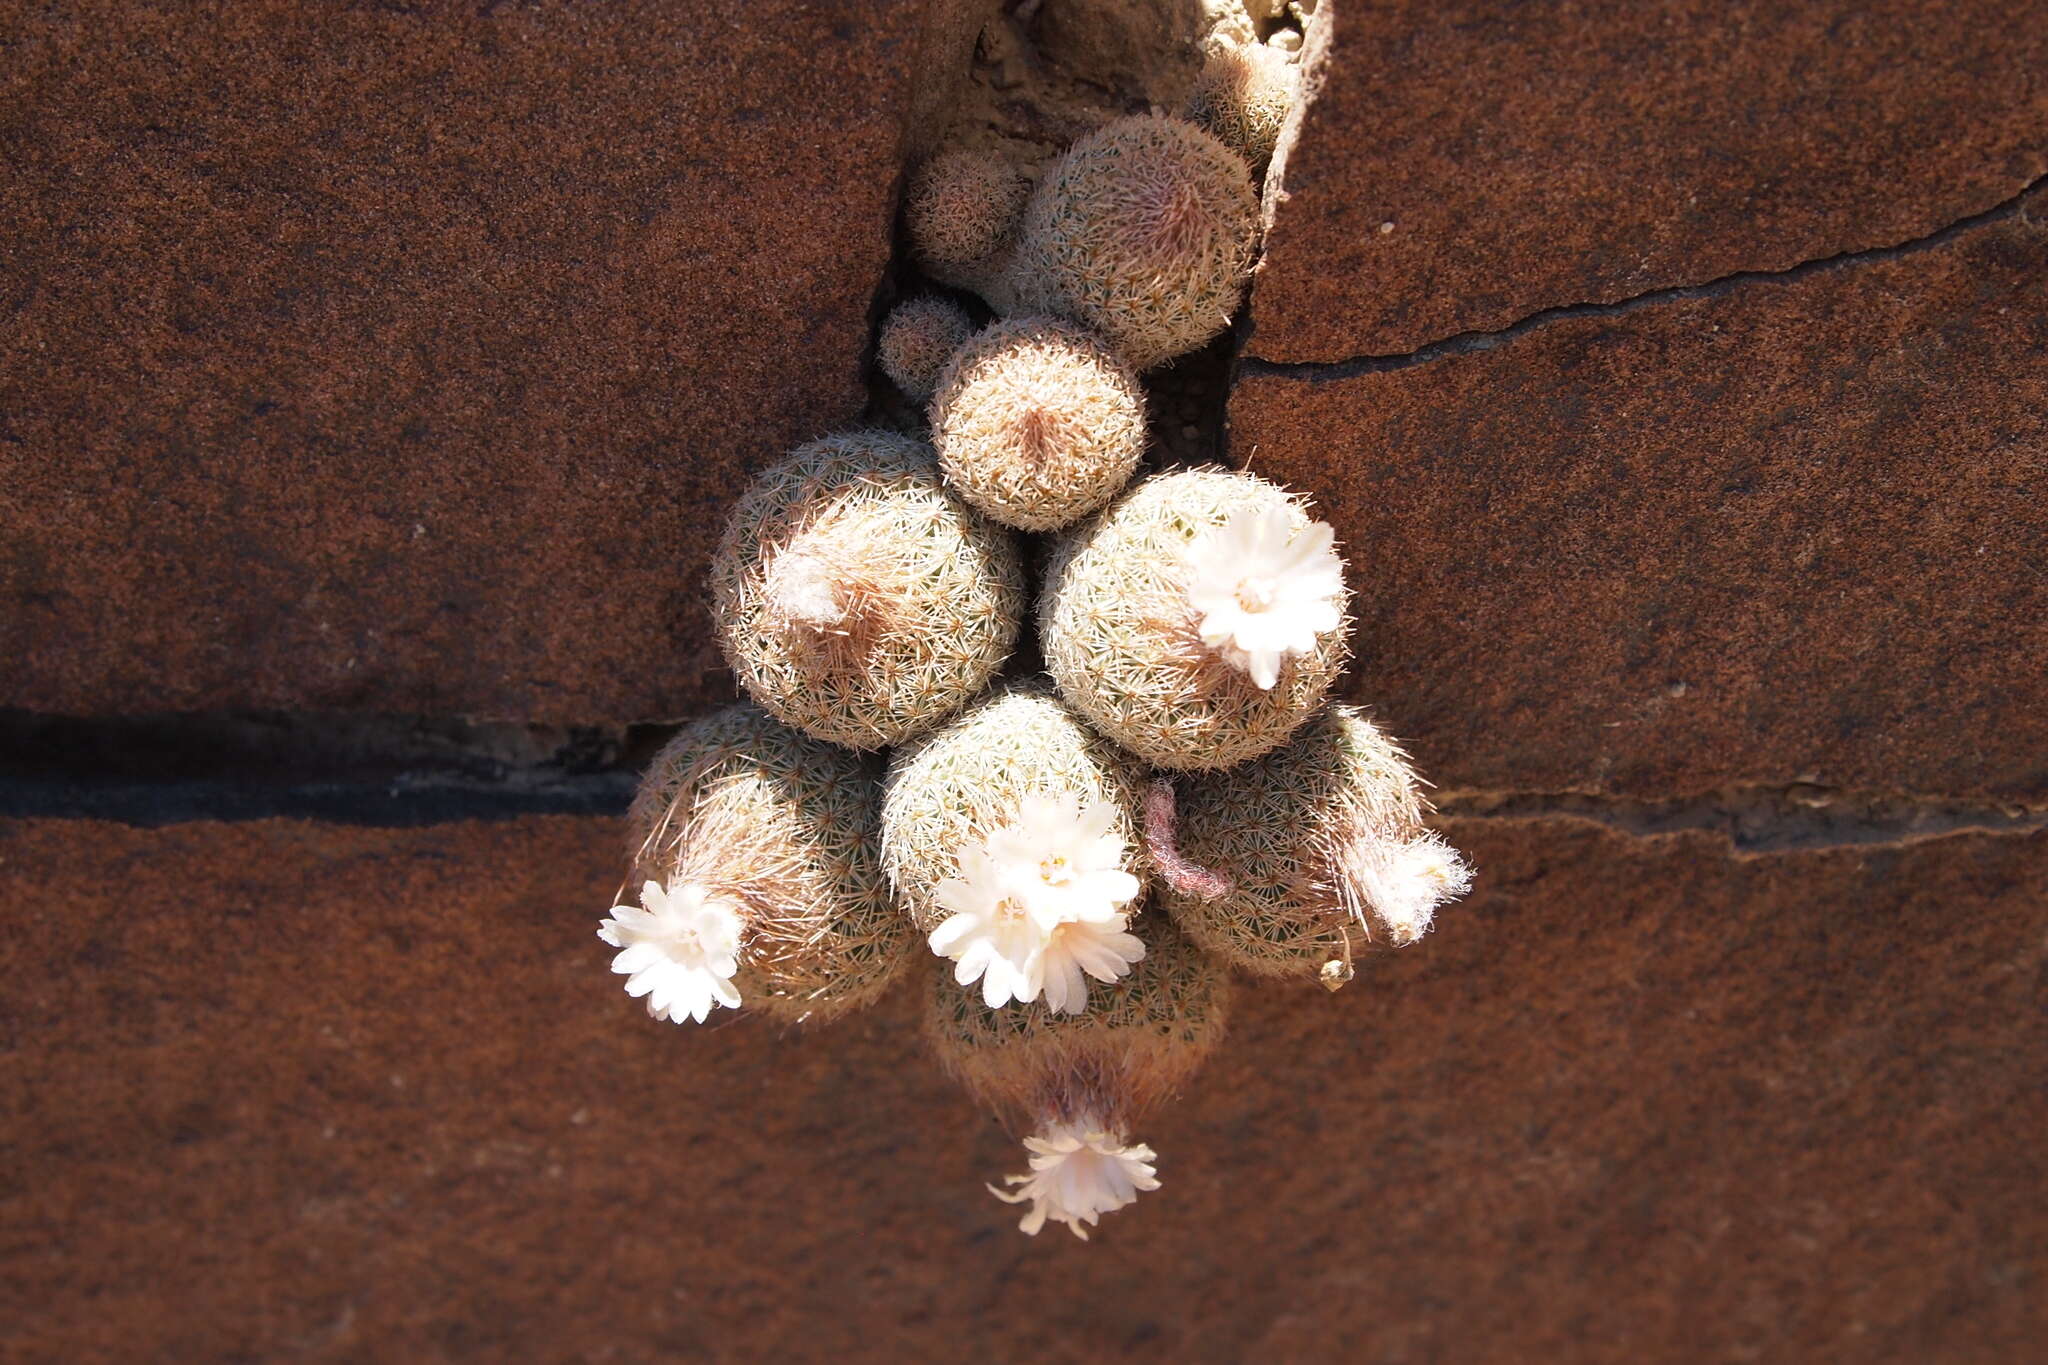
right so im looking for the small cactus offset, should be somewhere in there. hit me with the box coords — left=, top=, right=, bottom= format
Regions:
left=711, top=431, right=1026, bottom=751
left=1151, top=706, right=1473, bottom=985
left=1039, top=467, right=1350, bottom=770
left=1006, top=114, right=1258, bottom=371
left=878, top=295, right=976, bottom=402
left=905, top=146, right=1031, bottom=297
left=928, top=316, right=1146, bottom=532
left=1184, top=39, right=1300, bottom=173
left=607, top=703, right=914, bottom=1024
left=924, top=913, right=1228, bottom=1239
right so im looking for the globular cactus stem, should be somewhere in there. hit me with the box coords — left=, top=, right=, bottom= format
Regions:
left=1184, top=38, right=1300, bottom=173
left=924, top=914, right=1228, bottom=1240
left=928, top=316, right=1146, bottom=532
left=605, top=703, right=914, bottom=1024
left=1157, top=705, right=1475, bottom=985
left=906, top=146, right=1031, bottom=297
left=877, top=295, right=975, bottom=403
left=1040, top=467, right=1350, bottom=770
left=1006, top=114, right=1257, bottom=370
left=712, top=431, right=1025, bottom=750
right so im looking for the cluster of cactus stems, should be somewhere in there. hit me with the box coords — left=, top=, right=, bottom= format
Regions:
left=600, top=4, right=1469, bottom=1243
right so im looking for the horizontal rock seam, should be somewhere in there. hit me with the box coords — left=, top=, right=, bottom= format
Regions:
left=5, top=707, right=2042, bottom=850
left=1436, top=784, right=2048, bottom=857
left=1240, top=168, right=2048, bottom=382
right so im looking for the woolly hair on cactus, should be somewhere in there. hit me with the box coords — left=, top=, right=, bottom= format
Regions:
left=711, top=430, right=1026, bottom=751
left=601, top=703, right=915, bottom=1024
left=1184, top=39, right=1299, bottom=173
left=1039, top=466, right=1350, bottom=770
left=877, top=296, right=975, bottom=403
left=1005, top=113, right=1257, bottom=371
left=928, top=316, right=1145, bottom=532
left=1150, top=705, right=1473, bottom=987
left=925, top=912, right=1228, bottom=1240
left=881, top=684, right=1152, bottom=1014
left=905, top=146, right=1031, bottom=297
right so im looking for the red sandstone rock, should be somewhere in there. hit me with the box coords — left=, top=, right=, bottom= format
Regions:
left=1, top=815, right=2040, bottom=1360
left=0, top=2, right=950, bottom=723
left=1231, top=185, right=2048, bottom=802
left=1250, top=0, right=2048, bottom=361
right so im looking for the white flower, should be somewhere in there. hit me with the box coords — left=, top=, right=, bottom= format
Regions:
left=986, top=793, right=1143, bottom=925
left=1039, top=918, right=1146, bottom=1015
left=1340, top=830, right=1473, bottom=945
left=1183, top=506, right=1346, bottom=689
left=598, top=879, right=745, bottom=1024
left=988, top=1119, right=1161, bottom=1240
left=928, top=794, right=1144, bottom=1012
left=929, top=846, right=1047, bottom=1009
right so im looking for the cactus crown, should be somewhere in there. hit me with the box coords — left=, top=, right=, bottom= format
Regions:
left=1040, top=466, right=1350, bottom=770
left=712, top=431, right=1025, bottom=751
left=928, top=316, right=1146, bottom=532
left=1008, top=114, right=1257, bottom=370
left=628, top=704, right=912, bottom=1021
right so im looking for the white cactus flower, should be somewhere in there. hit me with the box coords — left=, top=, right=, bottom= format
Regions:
left=598, top=879, right=745, bottom=1024
left=988, top=1119, right=1161, bottom=1240
left=928, top=794, right=1144, bottom=1012
left=1339, top=829, right=1474, bottom=945
left=1183, top=506, right=1346, bottom=689
left=929, top=845, right=1052, bottom=1009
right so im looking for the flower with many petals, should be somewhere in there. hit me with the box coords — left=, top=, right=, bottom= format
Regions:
left=986, top=794, right=1142, bottom=925
left=1183, top=507, right=1345, bottom=689
left=598, top=879, right=745, bottom=1024
left=929, top=845, right=1048, bottom=1009
left=988, top=1119, right=1161, bottom=1239
left=928, top=794, right=1144, bottom=1012
left=1039, top=918, right=1146, bottom=1015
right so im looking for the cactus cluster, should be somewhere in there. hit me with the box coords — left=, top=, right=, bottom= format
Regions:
left=598, top=4, right=1465, bottom=1244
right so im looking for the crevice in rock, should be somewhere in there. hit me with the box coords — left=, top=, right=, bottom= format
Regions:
left=1240, top=168, right=2048, bottom=383
left=1434, top=782, right=2048, bottom=857
left=0, top=709, right=656, bottom=827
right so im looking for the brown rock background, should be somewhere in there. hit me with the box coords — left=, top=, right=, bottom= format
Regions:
left=0, top=0, right=947, bottom=722
left=6, top=817, right=2043, bottom=1361
left=4, top=0, right=2046, bottom=1360
left=1251, top=0, right=2048, bottom=361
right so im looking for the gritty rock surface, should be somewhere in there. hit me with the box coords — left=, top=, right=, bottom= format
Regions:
left=0, top=1, right=937, bottom=723
left=2, top=814, right=2042, bottom=1360
left=1248, top=0, right=2048, bottom=361
left=1231, top=185, right=2048, bottom=802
